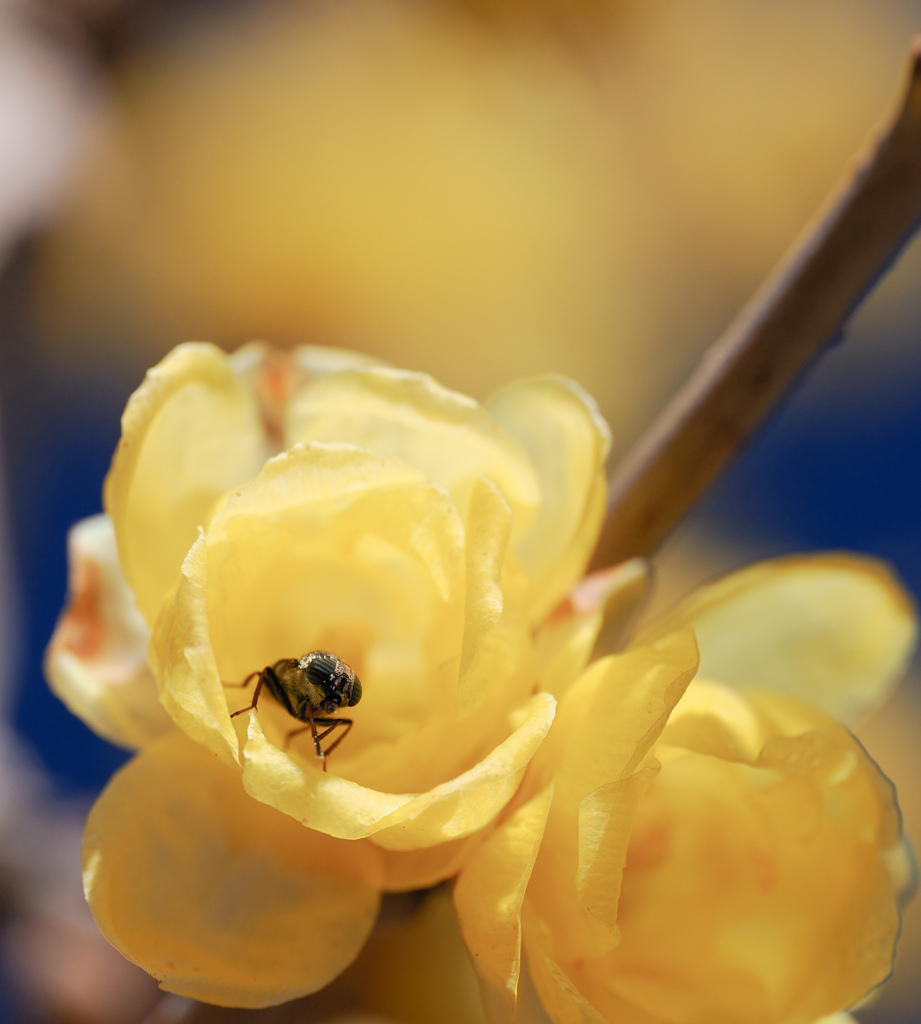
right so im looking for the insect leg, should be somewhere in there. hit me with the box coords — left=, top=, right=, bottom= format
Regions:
left=283, top=717, right=354, bottom=771
left=229, top=670, right=267, bottom=718
left=282, top=708, right=325, bottom=757
left=314, top=717, right=353, bottom=759
left=305, top=701, right=325, bottom=763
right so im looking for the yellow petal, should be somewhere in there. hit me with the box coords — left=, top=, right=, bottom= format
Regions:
left=458, top=477, right=512, bottom=702
left=521, top=915, right=612, bottom=1024
left=585, top=691, right=903, bottom=1024
left=372, top=832, right=488, bottom=893
left=104, top=342, right=265, bottom=625
left=212, top=447, right=467, bottom=779
left=457, top=477, right=534, bottom=716
left=235, top=340, right=388, bottom=384
left=526, top=631, right=698, bottom=961
left=45, top=514, right=172, bottom=748
left=368, top=692, right=554, bottom=851
left=454, top=785, right=554, bottom=1010
left=83, top=732, right=381, bottom=1008
left=635, top=554, right=917, bottom=723
left=487, top=375, right=610, bottom=622
left=575, top=765, right=658, bottom=936
left=534, top=560, right=652, bottom=699
left=241, top=692, right=555, bottom=847
left=290, top=344, right=389, bottom=378
left=285, top=366, right=541, bottom=537
left=152, top=442, right=466, bottom=774
left=658, top=678, right=767, bottom=764
left=229, top=342, right=391, bottom=451
left=539, top=629, right=698, bottom=799
left=149, top=533, right=240, bottom=765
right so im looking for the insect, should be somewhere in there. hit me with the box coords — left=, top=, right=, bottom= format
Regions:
left=228, top=651, right=362, bottom=771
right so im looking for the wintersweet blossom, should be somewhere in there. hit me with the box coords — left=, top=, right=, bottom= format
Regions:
left=46, top=341, right=610, bottom=1006
left=455, top=555, right=917, bottom=1024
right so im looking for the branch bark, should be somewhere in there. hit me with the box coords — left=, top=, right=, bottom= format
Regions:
left=592, top=36, right=921, bottom=569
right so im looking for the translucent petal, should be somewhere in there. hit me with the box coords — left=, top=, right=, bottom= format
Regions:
left=241, top=693, right=555, bottom=847
left=458, top=478, right=513, bottom=704
left=153, top=443, right=466, bottom=773
left=534, top=560, right=651, bottom=699
left=150, top=533, right=240, bottom=765
left=521, top=915, right=612, bottom=1024
left=372, top=832, right=487, bottom=893
left=635, top=554, right=917, bottom=723
left=104, top=342, right=265, bottom=625
left=150, top=441, right=548, bottom=851
left=538, top=629, right=698, bottom=800
left=290, top=343, right=390, bottom=378
left=229, top=342, right=390, bottom=452
left=230, top=340, right=387, bottom=383
left=285, top=366, right=540, bottom=537
left=575, top=766, right=658, bottom=936
left=584, top=691, right=903, bottom=1024
left=45, top=514, right=171, bottom=748
left=527, top=631, right=698, bottom=961
left=454, top=785, right=553, bottom=1010
left=658, top=678, right=767, bottom=764
left=456, top=477, right=535, bottom=718
left=487, top=375, right=610, bottom=622
left=83, top=732, right=381, bottom=1008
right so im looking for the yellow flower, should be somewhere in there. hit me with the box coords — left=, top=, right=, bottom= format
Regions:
left=455, top=555, right=917, bottom=1024
left=46, top=341, right=610, bottom=1006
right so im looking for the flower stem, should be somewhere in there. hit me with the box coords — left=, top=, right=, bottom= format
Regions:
left=592, top=36, right=921, bottom=569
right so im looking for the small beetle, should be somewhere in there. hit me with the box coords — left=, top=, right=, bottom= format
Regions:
left=229, top=651, right=362, bottom=770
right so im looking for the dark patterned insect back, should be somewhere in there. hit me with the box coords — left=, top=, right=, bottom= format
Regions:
left=226, top=650, right=362, bottom=771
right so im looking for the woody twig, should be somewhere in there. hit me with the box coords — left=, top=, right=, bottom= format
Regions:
left=593, top=36, right=921, bottom=569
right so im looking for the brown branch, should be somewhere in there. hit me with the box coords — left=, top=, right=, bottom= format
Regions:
left=592, top=36, right=921, bottom=569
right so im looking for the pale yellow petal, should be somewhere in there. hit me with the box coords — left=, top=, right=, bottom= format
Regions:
left=153, top=442, right=472, bottom=779
left=526, top=631, right=698, bottom=961
left=203, top=444, right=469, bottom=782
left=372, top=832, right=488, bottom=893
left=229, top=343, right=391, bottom=452
left=150, top=534, right=240, bottom=764
left=285, top=366, right=540, bottom=535
left=45, top=514, right=172, bottom=748
left=456, top=477, right=533, bottom=721
left=458, top=477, right=513, bottom=707
left=487, top=375, right=610, bottom=622
left=534, top=560, right=652, bottom=699
left=290, top=344, right=389, bottom=378
left=543, top=629, right=699, bottom=798
left=575, top=765, right=658, bottom=936
left=241, top=693, right=555, bottom=847
left=241, top=711, right=413, bottom=837
left=83, top=732, right=381, bottom=1009
left=521, top=916, right=611, bottom=1024
left=658, top=678, right=767, bottom=764
left=370, top=692, right=555, bottom=851
left=454, top=785, right=553, bottom=1010
left=635, top=554, right=917, bottom=723
left=104, top=342, right=265, bottom=625
left=588, top=692, right=903, bottom=1024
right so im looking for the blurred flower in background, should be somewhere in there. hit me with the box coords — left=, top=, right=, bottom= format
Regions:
left=0, top=0, right=920, bottom=1020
